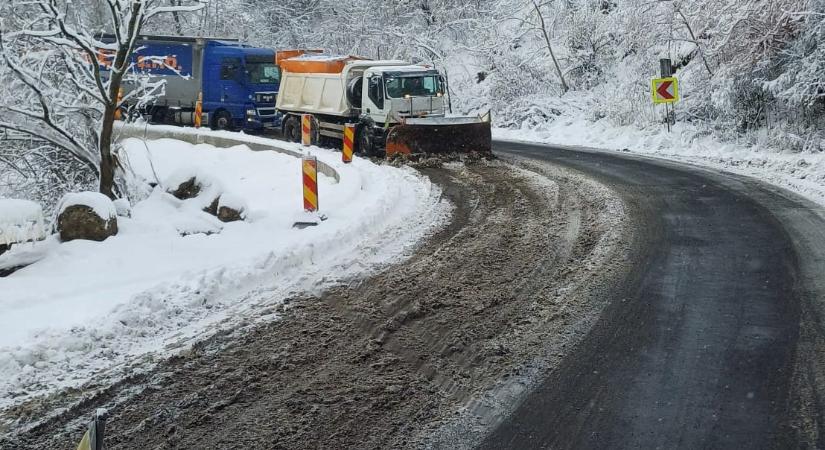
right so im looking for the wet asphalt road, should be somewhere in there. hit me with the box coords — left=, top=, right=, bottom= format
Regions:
left=483, top=141, right=825, bottom=449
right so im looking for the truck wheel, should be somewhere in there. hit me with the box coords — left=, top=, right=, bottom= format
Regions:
left=212, top=110, right=233, bottom=131
left=356, top=128, right=374, bottom=156
left=283, top=115, right=301, bottom=143
left=150, top=107, right=167, bottom=124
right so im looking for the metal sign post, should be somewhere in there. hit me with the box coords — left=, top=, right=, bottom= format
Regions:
left=652, top=59, right=679, bottom=133
left=661, top=58, right=672, bottom=132
left=660, top=58, right=673, bottom=78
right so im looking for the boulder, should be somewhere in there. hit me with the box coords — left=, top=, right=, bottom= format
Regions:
left=203, top=196, right=220, bottom=216
left=57, top=192, right=118, bottom=242
left=169, top=177, right=201, bottom=200
left=217, top=205, right=244, bottom=222
left=0, top=199, right=47, bottom=254
left=216, top=193, right=247, bottom=223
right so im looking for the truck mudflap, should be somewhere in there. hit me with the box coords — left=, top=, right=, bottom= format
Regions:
left=384, top=112, right=492, bottom=157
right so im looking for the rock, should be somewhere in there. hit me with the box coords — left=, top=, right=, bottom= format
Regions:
left=203, top=196, right=220, bottom=216
left=216, top=193, right=247, bottom=223
left=57, top=192, right=118, bottom=242
left=217, top=205, right=244, bottom=222
left=169, top=177, right=201, bottom=200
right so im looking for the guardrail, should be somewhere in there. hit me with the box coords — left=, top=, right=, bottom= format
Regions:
left=114, top=123, right=340, bottom=183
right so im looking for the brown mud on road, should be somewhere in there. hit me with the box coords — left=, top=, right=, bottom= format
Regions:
left=9, top=159, right=633, bottom=449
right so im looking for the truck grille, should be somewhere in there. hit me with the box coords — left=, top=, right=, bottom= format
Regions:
left=255, top=92, right=276, bottom=104
left=257, top=108, right=277, bottom=118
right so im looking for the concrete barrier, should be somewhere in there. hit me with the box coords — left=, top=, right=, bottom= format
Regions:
left=115, top=123, right=340, bottom=183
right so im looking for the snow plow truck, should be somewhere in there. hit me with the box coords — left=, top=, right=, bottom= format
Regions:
left=275, top=51, right=492, bottom=156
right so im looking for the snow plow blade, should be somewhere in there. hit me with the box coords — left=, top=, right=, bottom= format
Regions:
left=385, top=113, right=492, bottom=157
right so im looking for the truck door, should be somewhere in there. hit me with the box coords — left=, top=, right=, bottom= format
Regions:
left=218, top=57, right=246, bottom=106
left=362, top=74, right=389, bottom=124
left=203, top=55, right=247, bottom=123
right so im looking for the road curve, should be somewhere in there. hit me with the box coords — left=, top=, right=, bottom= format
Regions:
left=483, top=141, right=825, bottom=449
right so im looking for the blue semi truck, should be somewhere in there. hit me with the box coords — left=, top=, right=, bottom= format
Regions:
left=114, top=35, right=282, bottom=131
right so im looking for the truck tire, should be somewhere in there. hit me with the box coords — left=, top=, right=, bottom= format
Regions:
left=212, top=110, right=233, bottom=131
left=356, top=127, right=374, bottom=157
left=149, top=106, right=168, bottom=124
left=283, top=115, right=301, bottom=143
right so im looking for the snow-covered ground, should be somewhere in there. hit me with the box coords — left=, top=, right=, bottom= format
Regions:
left=495, top=118, right=825, bottom=208
left=0, top=133, right=450, bottom=411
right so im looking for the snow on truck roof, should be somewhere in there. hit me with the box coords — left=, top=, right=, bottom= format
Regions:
left=376, top=65, right=438, bottom=74
left=278, top=53, right=370, bottom=74
left=275, top=50, right=436, bottom=75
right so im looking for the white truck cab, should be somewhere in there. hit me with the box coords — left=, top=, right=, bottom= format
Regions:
left=361, top=66, right=447, bottom=125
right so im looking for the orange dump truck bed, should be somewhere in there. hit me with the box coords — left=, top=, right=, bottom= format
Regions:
left=276, top=50, right=369, bottom=74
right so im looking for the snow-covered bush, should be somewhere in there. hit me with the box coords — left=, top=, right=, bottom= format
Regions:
left=0, top=141, right=97, bottom=215
left=0, top=199, right=47, bottom=251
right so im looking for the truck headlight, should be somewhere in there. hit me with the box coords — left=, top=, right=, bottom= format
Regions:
left=246, top=109, right=256, bottom=118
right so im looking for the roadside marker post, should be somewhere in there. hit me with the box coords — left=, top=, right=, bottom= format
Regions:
left=293, top=155, right=322, bottom=228
left=301, top=114, right=312, bottom=147
left=652, top=58, right=678, bottom=133
left=342, top=124, right=355, bottom=163
left=302, top=156, right=318, bottom=212
left=75, top=410, right=105, bottom=450
left=194, top=92, right=203, bottom=128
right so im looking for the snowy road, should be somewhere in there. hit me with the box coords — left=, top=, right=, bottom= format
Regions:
left=6, top=141, right=825, bottom=449
left=483, top=141, right=825, bottom=449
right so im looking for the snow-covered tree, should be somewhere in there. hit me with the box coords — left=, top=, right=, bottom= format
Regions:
left=0, top=0, right=204, bottom=199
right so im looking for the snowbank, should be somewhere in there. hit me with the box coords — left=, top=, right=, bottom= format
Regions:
left=0, top=199, right=46, bottom=246
left=0, top=135, right=450, bottom=410
left=495, top=119, right=825, bottom=208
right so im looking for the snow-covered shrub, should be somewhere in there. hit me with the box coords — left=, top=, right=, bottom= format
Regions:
left=0, top=141, right=96, bottom=215
left=495, top=97, right=571, bottom=130
left=0, top=199, right=47, bottom=251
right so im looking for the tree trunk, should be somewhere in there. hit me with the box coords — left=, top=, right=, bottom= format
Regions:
left=98, top=0, right=144, bottom=199
left=532, top=0, right=569, bottom=94
left=98, top=103, right=117, bottom=199
left=676, top=9, right=714, bottom=76
left=171, top=0, right=184, bottom=35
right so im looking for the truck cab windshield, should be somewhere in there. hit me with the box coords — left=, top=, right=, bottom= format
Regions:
left=247, top=62, right=280, bottom=84
left=385, top=75, right=440, bottom=98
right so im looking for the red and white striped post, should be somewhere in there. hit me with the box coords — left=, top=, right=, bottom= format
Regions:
left=301, top=114, right=312, bottom=147
left=342, top=123, right=355, bottom=163
left=302, top=156, right=318, bottom=212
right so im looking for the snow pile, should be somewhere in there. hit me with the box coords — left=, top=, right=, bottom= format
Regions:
left=0, top=135, right=450, bottom=410
left=495, top=118, right=825, bottom=208
left=56, top=192, right=116, bottom=219
left=112, top=198, right=131, bottom=217
left=0, top=199, right=46, bottom=247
